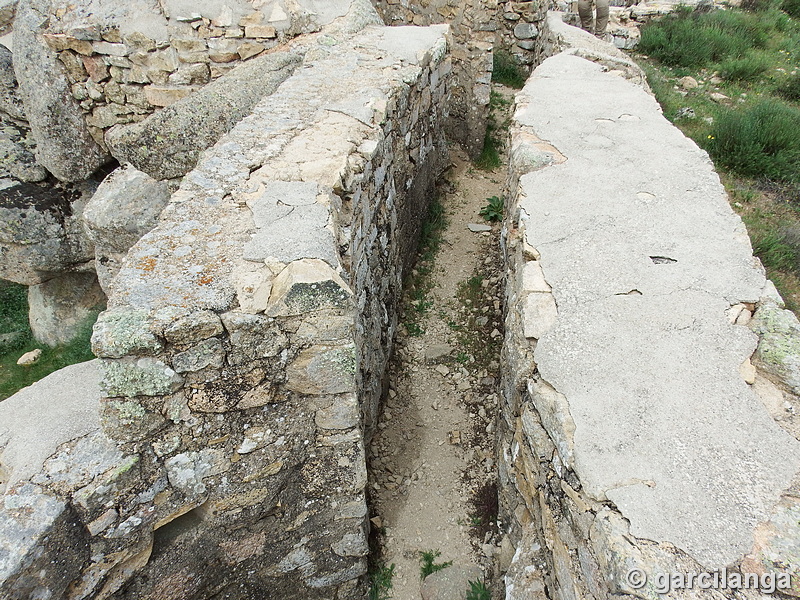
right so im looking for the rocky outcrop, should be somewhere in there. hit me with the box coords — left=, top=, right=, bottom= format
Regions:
left=106, top=51, right=301, bottom=180
left=0, top=45, right=47, bottom=183
left=0, top=0, right=15, bottom=35
left=13, top=0, right=107, bottom=182
left=498, top=15, right=800, bottom=600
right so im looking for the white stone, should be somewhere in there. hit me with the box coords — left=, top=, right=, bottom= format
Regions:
left=521, top=293, right=557, bottom=340
left=16, top=348, right=42, bottom=366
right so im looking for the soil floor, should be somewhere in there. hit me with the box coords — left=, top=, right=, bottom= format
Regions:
left=366, top=138, right=510, bottom=599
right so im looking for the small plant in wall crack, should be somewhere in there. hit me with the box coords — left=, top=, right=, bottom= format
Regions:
left=419, top=549, right=453, bottom=579
left=479, top=196, right=504, bottom=222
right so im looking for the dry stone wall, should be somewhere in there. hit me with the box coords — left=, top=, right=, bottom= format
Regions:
left=21, top=0, right=367, bottom=148
left=371, top=0, right=549, bottom=156
left=0, top=5, right=451, bottom=599
left=498, top=14, right=800, bottom=600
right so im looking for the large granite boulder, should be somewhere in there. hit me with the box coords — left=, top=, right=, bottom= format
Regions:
left=28, top=271, right=105, bottom=346
left=0, top=179, right=96, bottom=285
left=12, top=0, right=107, bottom=182
left=0, top=44, right=48, bottom=183
left=83, top=165, right=171, bottom=291
left=106, top=51, right=301, bottom=180
left=0, top=44, right=25, bottom=122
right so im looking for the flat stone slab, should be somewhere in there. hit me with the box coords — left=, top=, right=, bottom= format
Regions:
left=516, top=52, right=800, bottom=569
left=0, top=360, right=102, bottom=493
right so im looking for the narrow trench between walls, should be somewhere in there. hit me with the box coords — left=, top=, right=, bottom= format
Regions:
left=366, top=86, right=516, bottom=600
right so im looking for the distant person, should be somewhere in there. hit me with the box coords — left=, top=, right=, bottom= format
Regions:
left=578, top=0, right=609, bottom=38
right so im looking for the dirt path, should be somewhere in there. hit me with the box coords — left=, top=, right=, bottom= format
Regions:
left=367, top=138, right=508, bottom=599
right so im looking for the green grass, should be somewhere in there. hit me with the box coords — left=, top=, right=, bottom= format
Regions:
left=744, top=213, right=800, bottom=272
left=492, top=49, right=526, bottom=89
left=0, top=280, right=98, bottom=401
left=0, top=281, right=29, bottom=343
left=466, top=580, right=491, bottom=600
left=368, top=562, right=395, bottom=600
left=717, top=51, right=771, bottom=81
left=419, top=550, right=452, bottom=579
left=476, top=91, right=512, bottom=171
left=638, top=6, right=785, bottom=68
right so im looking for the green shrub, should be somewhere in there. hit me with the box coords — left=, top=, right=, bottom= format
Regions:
left=718, top=52, right=771, bottom=81
left=492, top=49, right=526, bottom=89
left=705, top=99, right=800, bottom=185
left=777, top=72, right=800, bottom=100
left=638, top=6, right=773, bottom=67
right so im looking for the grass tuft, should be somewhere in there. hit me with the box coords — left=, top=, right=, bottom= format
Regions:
left=777, top=72, right=800, bottom=101
left=476, top=91, right=512, bottom=171
left=717, top=51, right=771, bottom=81
left=466, top=580, right=491, bottom=600
left=368, top=562, right=395, bottom=600
left=492, top=49, right=526, bottom=89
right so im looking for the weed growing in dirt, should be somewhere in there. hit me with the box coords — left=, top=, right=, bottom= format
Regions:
left=466, top=580, right=491, bottom=600
left=454, top=273, right=501, bottom=371
left=368, top=562, right=395, bottom=600
left=479, top=196, right=504, bottom=222
left=419, top=550, right=453, bottom=579
left=492, top=49, right=526, bottom=89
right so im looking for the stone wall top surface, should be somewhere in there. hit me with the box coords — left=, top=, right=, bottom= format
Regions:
left=512, top=41, right=800, bottom=569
